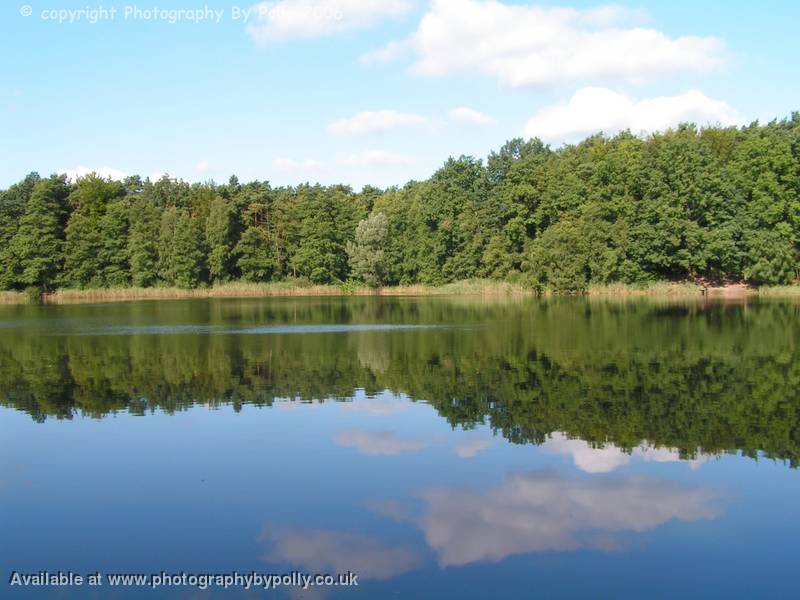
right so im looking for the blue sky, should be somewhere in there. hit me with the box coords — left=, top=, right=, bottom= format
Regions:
left=1, top=0, right=798, bottom=189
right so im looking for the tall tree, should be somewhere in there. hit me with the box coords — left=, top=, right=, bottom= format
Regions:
left=205, top=196, right=235, bottom=283
left=62, top=175, right=125, bottom=288
left=0, top=172, right=40, bottom=289
left=347, top=212, right=389, bottom=287
left=128, top=198, right=161, bottom=287
left=11, top=177, right=70, bottom=290
left=235, top=226, right=273, bottom=282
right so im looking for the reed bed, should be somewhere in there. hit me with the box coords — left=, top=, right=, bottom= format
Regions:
left=587, top=282, right=705, bottom=297
left=0, top=291, right=26, bottom=304
left=0, top=280, right=796, bottom=305
left=757, top=285, right=800, bottom=297
left=41, top=280, right=530, bottom=304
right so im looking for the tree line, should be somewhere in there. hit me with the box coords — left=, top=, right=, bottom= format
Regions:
left=1, top=115, right=799, bottom=292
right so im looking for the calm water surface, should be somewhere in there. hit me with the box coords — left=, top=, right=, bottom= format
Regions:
left=1, top=297, right=799, bottom=598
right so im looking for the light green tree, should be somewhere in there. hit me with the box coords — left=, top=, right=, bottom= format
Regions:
left=346, top=212, right=389, bottom=287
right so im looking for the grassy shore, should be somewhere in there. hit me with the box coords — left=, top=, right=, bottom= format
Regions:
left=587, top=282, right=704, bottom=297
left=0, top=291, right=26, bottom=304
left=36, top=280, right=530, bottom=304
left=1, top=279, right=798, bottom=305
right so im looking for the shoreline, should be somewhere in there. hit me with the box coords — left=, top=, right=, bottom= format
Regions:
left=1, top=280, right=799, bottom=305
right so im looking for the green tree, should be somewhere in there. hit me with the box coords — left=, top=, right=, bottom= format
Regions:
left=62, top=175, right=125, bottom=288
left=101, top=200, right=131, bottom=287
left=235, top=226, right=273, bottom=281
left=11, top=177, right=70, bottom=290
left=159, top=208, right=205, bottom=288
left=0, top=172, right=40, bottom=289
left=205, top=196, right=235, bottom=283
left=128, top=199, right=161, bottom=287
left=347, top=212, right=389, bottom=287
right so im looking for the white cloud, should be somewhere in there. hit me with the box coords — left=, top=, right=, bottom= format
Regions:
left=364, top=0, right=726, bottom=88
left=448, top=107, right=496, bottom=126
left=60, top=166, right=128, bottom=181
left=524, top=87, right=741, bottom=142
left=334, top=430, right=429, bottom=455
left=339, top=150, right=415, bottom=168
left=328, top=110, right=426, bottom=136
left=418, top=471, right=719, bottom=567
left=196, top=160, right=212, bottom=173
left=260, top=526, right=420, bottom=580
left=273, top=157, right=325, bottom=173
left=543, top=432, right=712, bottom=474
left=246, top=0, right=412, bottom=43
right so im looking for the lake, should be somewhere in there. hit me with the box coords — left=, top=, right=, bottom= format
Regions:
left=1, top=296, right=799, bottom=598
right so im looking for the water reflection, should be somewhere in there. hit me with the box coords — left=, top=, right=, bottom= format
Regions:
left=453, top=436, right=495, bottom=458
left=412, top=471, right=719, bottom=567
left=543, top=433, right=711, bottom=473
left=2, top=297, right=797, bottom=599
left=1, top=296, right=798, bottom=467
left=260, top=527, right=421, bottom=581
left=334, top=430, right=431, bottom=455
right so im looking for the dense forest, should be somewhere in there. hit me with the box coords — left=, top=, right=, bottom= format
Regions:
left=1, top=298, right=798, bottom=465
left=1, top=116, right=799, bottom=293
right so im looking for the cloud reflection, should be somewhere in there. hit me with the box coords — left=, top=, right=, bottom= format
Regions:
left=417, top=471, right=719, bottom=567
left=453, top=437, right=494, bottom=458
left=339, top=396, right=411, bottom=416
left=260, top=526, right=421, bottom=581
left=334, top=430, right=430, bottom=455
left=544, top=432, right=711, bottom=473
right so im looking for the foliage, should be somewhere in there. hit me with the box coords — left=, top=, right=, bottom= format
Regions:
left=1, top=116, right=799, bottom=291
left=346, top=212, right=389, bottom=287
left=8, top=176, right=69, bottom=290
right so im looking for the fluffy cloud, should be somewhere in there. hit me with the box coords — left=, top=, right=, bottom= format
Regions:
left=418, top=471, right=719, bottom=566
left=339, top=150, right=415, bottom=167
left=328, top=110, right=426, bottom=136
left=448, top=107, right=496, bottom=126
left=260, top=526, right=420, bottom=580
left=246, top=0, right=412, bottom=43
left=524, top=87, right=741, bottom=142
left=334, top=430, right=429, bottom=455
left=196, top=160, right=212, bottom=173
left=273, top=157, right=325, bottom=173
left=59, top=166, right=128, bottom=181
left=364, top=0, right=726, bottom=88
left=543, top=432, right=711, bottom=474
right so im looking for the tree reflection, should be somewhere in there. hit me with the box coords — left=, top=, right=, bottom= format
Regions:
left=1, top=297, right=798, bottom=465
